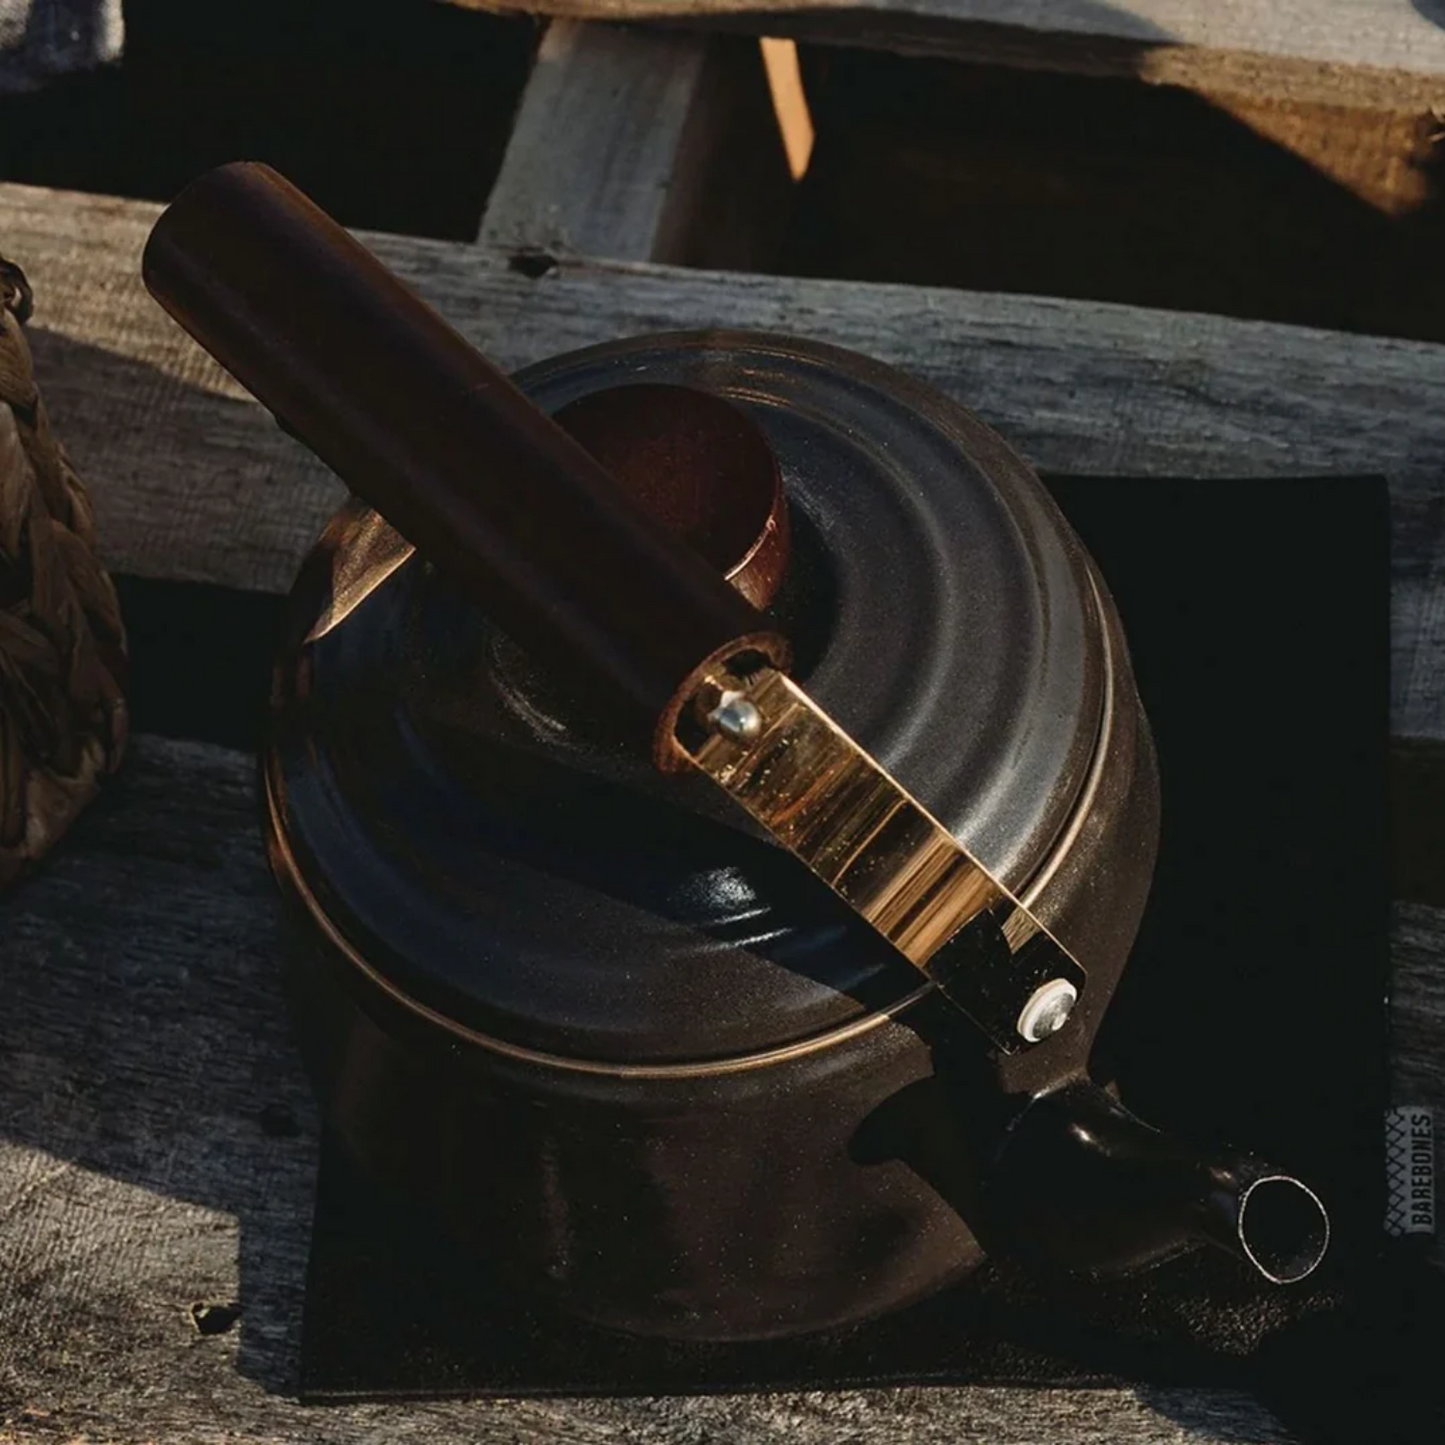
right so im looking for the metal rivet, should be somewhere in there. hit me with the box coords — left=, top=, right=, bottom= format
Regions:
left=1016, top=978, right=1078, bottom=1043
left=707, top=690, right=763, bottom=742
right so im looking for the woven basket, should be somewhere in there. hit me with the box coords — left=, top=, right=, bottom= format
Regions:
left=0, top=255, right=127, bottom=887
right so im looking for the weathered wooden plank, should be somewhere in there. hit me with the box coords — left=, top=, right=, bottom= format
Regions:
left=480, top=20, right=792, bottom=265
left=444, top=0, right=1445, bottom=98
left=480, top=20, right=715, bottom=258
left=9, top=733, right=1431, bottom=1443
left=6, top=180, right=1445, bottom=740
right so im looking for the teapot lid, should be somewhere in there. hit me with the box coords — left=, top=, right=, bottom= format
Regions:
left=267, top=332, right=1106, bottom=1066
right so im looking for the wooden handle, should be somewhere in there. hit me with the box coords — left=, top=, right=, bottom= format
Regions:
left=142, top=162, right=789, bottom=764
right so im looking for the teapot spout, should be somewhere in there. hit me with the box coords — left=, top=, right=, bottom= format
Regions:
left=986, top=1082, right=1330, bottom=1285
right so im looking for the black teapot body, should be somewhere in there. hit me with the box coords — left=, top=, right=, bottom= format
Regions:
left=265, top=332, right=1165, bottom=1340
left=142, top=162, right=1327, bottom=1344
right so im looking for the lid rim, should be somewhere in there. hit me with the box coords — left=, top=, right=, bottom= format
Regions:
left=265, top=686, right=1115, bottom=1073
left=267, top=755, right=935, bottom=1077
left=269, top=332, right=1109, bottom=1065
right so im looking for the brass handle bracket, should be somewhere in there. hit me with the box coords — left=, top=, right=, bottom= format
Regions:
left=678, top=666, right=1086, bottom=1053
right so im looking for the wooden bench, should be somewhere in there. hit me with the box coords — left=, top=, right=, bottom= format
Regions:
left=2, top=7, right=1443, bottom=1441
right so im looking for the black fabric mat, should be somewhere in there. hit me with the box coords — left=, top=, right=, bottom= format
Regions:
left=112, top=574, right=282, bottom=751
left=117, top=476, right=1412, bottom=1431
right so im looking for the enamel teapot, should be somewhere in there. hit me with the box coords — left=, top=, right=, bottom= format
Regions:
left=142, top=163, right=1329, bottom=1342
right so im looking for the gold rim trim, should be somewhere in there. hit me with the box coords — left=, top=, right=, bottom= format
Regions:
left=679, top=666, right=1089, bottom=1050
left=1013, top=565, right=1116, bottom=905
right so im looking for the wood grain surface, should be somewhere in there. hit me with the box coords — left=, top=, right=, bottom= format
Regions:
left=481, top=20, right=720, bottom=258
left=8, top=734, right=1438, bottom=1445
left=6, top=182, right=1445, bottom=741
left=444, top=0, right=1445, bottom=101
left=479, top=20, right=793, bottom=267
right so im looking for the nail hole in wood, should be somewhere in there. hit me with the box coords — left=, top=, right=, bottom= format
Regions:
left=189, top=1300, right=242, bottom=1336
left=508, top=249, right=558, bottom=279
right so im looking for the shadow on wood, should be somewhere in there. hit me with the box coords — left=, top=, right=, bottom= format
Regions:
left=0, top=0, right=538, bottom=240
left=0, top=734, right=318, bottom=1400
left=783, top=40, right=1445, bottom=342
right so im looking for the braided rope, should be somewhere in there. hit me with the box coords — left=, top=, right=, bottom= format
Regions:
left=0, top=255, right=127, bottom=888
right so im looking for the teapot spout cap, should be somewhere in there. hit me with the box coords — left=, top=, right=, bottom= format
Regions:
left=986, top=1081, right=1329, bottom=1284
left=1224, top=1172, right=1330, bottom=1285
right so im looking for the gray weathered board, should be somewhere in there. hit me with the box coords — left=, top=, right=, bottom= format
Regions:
left=0, top=179, right=1442, bottom=1444
left=479, top=20, right=791, bottom=267
left=479, top=20, right=730, bottom=259
left=447, top=0, right=1445, bottom=104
